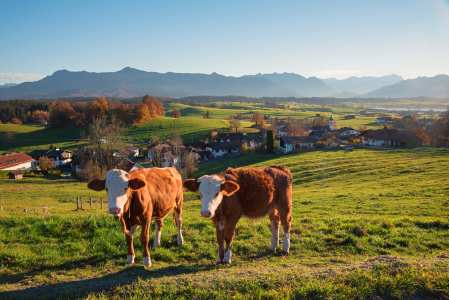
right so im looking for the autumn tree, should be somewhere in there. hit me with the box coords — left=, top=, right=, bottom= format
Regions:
left=5, top=131, right=13, bottom=141
left=169, top=131, right=183, bottom=147
left=74, top=112, right=87, bottom=126
left=87, top=98, right=109, bottom=120
left=252, top=111, right=264, bottom=128
left=134, top=103, right=151, bottom=124
left=11, top=118, right=23, bottom=124
left=142, top=95, right=164, bottom=116
left=171, top=108, right=181, bottom=118
left=113, top=104, right=132, bottom=125
left=49, top=101, right=75, bottom=127
left=38, top=156, right=55, bottom=171
left=412, top=128, right=430, bottom=146
left=233, top=120, right=242, bottom=132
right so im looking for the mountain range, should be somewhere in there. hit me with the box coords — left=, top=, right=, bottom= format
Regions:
left=0, top=68, right=448, bottom=100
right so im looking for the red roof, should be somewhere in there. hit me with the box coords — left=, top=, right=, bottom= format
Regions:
left=0, top=153, right=34, bottom=170
left=9, top=170, right=23, bottom=175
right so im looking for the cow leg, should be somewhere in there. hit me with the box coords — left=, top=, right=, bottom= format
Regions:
left=223, top=217, right=238, bottom=264
left=278, top=205, right=292, bottom=255
left=153, top=220, right=163, bottom=248
left=269, top=209, right=280, bottom=252
left=125, top=234, right=135, bottom=265
left=140, top=221, right=151, bottom=267
left=174, top=205, right=184, bottom=246
left=216, top=228, right=225, bottom=264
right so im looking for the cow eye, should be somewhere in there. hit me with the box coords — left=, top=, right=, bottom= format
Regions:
left=124, top=187, right=128, bottom=191
left=214, top=193, right=219, bottom=197
left=105, top=188, right=108, bottom=192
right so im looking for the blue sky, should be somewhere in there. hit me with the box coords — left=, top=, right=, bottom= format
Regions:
left=1, top=0, right=448, bottom=84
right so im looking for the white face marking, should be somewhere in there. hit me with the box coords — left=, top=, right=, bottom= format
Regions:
left=126, top=255, right=135, bottom=265
left=224, top=249, right=232, bottom=263
left=198, top=175, right=224, bottom=218
left=104, top=170, right=130, bottom=217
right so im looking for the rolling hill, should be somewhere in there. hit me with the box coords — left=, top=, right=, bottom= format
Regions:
left=0, top=68, right=296, bottom=100
left=363, top=74, right=449, bottom=98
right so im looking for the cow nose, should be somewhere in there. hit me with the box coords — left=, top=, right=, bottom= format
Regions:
left=109, top=207, right=121, bottom=214
left=201, top=211, right=211, bottom=218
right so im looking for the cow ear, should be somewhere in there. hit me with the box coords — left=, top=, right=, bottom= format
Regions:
left=129, top=178, right=146, bottom=190
left=87, top=179, right=105, bottom=191
left=183, top=179, right=200, bottom=192
left=221, top=181, right=239, bottom=196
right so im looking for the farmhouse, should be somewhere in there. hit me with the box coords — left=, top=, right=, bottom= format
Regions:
left=125, top=145, right=141, bottom=157
left=0, top=153, right=35, bottom=171
left=249, top=136, right=265, bottom=148
left=183, top=142, right=208, bottom=151
left=278, top=136, right=319, bottom=153
left=375, top=117, right=395, bottom=123
left=360, top=129, right=423, bottom=147
left=28, top=148, right=72, bottom=168
left=206, top=142, right=239, bottom=157
left=338, top=127, right=358, bottom=136
left=8, top=170, right=23, bottom=179
left=216, top=132, right=246, bottom=142
left=344, top=115, right=356, bottom=119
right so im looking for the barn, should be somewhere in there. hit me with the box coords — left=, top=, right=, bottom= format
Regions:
left=9, top=170, right=23, bottom=180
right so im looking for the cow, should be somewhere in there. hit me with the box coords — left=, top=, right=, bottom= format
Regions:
left=183, top=166, right=292, bottom=264
left=87, top=167, right=184, bottom=267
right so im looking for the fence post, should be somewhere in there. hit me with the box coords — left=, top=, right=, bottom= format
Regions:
left=90, top=197, right=92, bottom=208
left=77, top=197, right=79, bottom=209
left=80, top=196, right=83, bottom=209
left=101, top=198, right=103, bottom=210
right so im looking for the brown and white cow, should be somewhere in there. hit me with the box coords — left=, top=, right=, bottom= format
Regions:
left=183, top=166, right=292, bottom=264
left=88, top=167, right=184, bottom=267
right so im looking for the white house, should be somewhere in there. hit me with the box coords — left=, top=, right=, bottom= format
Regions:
left=28, top=148, right=72, bottom=168
left=278, top=136, right=319, bottom=153
left=338, top=127, right=358, bottom=136
left=249, top=137, right=265, bottom=148
left=207, top=142, right=239, bottom=157
left=0, top=153, right=35, bottom=171
left=126, top=145, right=140, bottom=157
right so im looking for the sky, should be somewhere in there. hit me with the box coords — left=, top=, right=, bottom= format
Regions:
left=1, top=0, right=449, bottom=84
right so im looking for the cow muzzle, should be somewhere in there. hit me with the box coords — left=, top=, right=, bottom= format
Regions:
left=201, top=211, right=211, bottom=218
left=109, top=207, right=122, bottom=215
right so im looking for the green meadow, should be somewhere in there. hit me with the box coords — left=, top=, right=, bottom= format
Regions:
left=0, top=149, right=448, bottom=299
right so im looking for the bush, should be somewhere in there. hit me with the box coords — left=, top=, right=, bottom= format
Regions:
left=316, top=141, right=327, bottom=148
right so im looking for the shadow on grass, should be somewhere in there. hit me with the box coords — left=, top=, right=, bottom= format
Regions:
left=0, top=259, right=217, bottom=300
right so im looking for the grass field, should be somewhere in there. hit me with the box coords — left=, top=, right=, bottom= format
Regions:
left=1, top=149, right=448, bottom=299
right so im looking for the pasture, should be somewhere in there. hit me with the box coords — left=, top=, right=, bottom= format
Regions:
left=0, top=149, right=448, bottom=299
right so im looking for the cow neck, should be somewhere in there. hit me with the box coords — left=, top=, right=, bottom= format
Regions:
left=123, top=193, right=131, bottom=219
left=217, top=197, right=225, bottom=229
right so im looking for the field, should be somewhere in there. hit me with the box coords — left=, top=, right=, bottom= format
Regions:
left=0, top=118, right=256, bottom=153
left=1, top=149, right=448, bottom=299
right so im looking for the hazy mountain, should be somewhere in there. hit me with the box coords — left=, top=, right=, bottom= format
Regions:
left=321, top=74, right=403, bottom=95
left=331, top=90, right=360, bottom=98
left=0, top=83, right=17, bottom=88
left=363, top=75, right=449, bottom=98
left=0, top=68, right=296, bottom=100
left=244, top=72, right=334, bottom=97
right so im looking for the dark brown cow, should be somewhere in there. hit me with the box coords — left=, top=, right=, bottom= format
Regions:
left=88, top=167, right=184, bottom=267
left=183, top=166, right=292, bottom=263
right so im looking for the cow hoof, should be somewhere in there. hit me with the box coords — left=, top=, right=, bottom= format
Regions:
left=224, top=260, right=231, bottom=264
left=268, top=249, right=275, bottom=253
left=281, top=251, right=289, bottom=256
left=126, top=255, right=135, bottom=265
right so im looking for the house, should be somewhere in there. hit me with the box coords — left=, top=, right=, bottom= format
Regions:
left=206, top=142, right=239, bottom=157
left=9, top=170, right=23, bottom=180
left=183, top=142, right=208, bottom=151
left=310, top=126, right=331, bottom=132
left=358, top=110, right=367, bottom=115
left=278, top=136, right=319, bottom=153
left=0, top=153, right=35, bottom=171
left=360, top=129, right=423, bottom=147
left=116, top=158, right=143, bottom=172
left=315, top=113, right=321, bottom=117
left=344, top=115, right=356, bottom=120
left=125, top=145, right=141, bottom=157
left=197, top=150, right=213, bottom=160
left=338, top=127, right=358, bottom=136
left=28, top=148, right=72, bottom=168
left=278, top=126, right=288, bottom=137
left=375, top=117, right=395, bottom=123
left=249, top=137, right=265, bottom=148
left=216, top=132, right=246, bottom=143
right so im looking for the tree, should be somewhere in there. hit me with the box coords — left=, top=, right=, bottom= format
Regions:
left=207, top=110, right=210, bottom=118
left=113, top=104, right=132, bottom=124
left=49, top=144, right=54, bottom=150
left=74, top=112, right=87, bottom=126
left=210, top=131, right=218, bottom=141
left=134, top=103, right=151, bottom=124
left=142, top=95, right=164, bottom=116
left=233, top=120, right=242, bottom=132
left=38, top=156, right=55, bottom=171
left=5, top=131, right=13, bottom=141
left=49, top=102, right=75, bottom=127
left=171, top=108, right=181, bottom=118
left=150, top=136, right=159, bottom=145
left=266, top=130, right=274, bottom=154
left=412, top=128, right=430, bottom=146
left=252, top=111, right=264, bottom=128
left=169, top=131, right=183, bottom=146
left=322, top=132, right=335, bottom=140
left=11, top=118, right=22, bottom=124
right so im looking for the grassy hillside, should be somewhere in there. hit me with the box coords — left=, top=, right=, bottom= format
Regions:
left=0, top=149, right=448, bottom=299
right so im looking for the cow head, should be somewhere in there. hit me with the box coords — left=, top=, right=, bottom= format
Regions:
left=87, top=170, right=146, bottom=218
left=183, top=175, right=239, bottom=218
